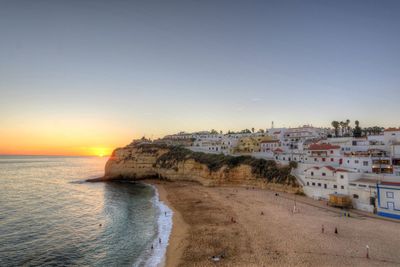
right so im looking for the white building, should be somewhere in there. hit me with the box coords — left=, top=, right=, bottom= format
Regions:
left=302, top=166, right=360, bottom=200
left=348, top=177, right=378, bottom=213
left=304, top=143, right=342, bottom=166
left=260, top=140, right=280, bottom=152
left=341, top=150, right=392, bottom=174
left=281, top=125, right=327, bottom=151
left=377, top=181, right=400, bottom=220
left=391, top=143, right=400, bottom=176
left=384, top=128, right=400, bottom=145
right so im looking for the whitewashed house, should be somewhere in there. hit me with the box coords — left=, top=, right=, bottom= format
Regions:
left=377, top=181, right=400, bottom=220
left=391, top=143, right=400, bottom=176
left=260, top=140, right=280, bottom=152
left=302, top=166, right=360, bottom=200
left=304, top=143, right=342, bottom=166
left=384, top=128, right=400, bottom=145
left=348, top=176, right=378, bottom=212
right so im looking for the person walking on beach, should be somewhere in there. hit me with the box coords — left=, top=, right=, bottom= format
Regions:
left=321, top=224, right=324, bottom=234
left=151, top=244, right=154, bottom=250
left=159, top=238, right=161, bottom=244
left=334, top=227, right=338, bottom=234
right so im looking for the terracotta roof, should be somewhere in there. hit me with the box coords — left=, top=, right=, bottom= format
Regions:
left=381, top=181, right=400, bottom=186
left=353, top=178, right=379, bottom=184
left=273, top=148, right=283, bottom=153
left=306, top=166, right=349, bottom=173
left=305, top=166, right=322, bottom=172
left=308, top=143, right=340, bottom=150
left=273, top=131, right=281, bottom=134
left=325, top=166, right=336, bottom=171
left=385, top=127, right=400, bottom=132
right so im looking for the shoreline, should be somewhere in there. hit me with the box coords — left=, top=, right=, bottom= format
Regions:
left=145, top=180, right=189, bottom=267
left=131, top=182, right=173, bottom=267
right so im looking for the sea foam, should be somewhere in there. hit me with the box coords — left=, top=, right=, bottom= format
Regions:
left=133, top=184, right=173, bottom=267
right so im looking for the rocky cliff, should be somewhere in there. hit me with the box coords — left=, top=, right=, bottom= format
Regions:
left=98, top=143, right=299, bottom=192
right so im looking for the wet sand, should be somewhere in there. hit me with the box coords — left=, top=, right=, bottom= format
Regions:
left=148, top=180, right=400, bottom=267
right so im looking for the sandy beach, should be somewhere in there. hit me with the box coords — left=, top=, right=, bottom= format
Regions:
left=147, top=180, right=400, bottom=267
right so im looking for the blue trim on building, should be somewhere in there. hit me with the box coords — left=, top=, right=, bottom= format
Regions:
left=377, top=184, right=381, bottom=207
left=377, top=211, right=400, bottom=220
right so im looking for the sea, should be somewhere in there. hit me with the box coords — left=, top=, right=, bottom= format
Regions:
left=0, top=155, right=172, bottom=267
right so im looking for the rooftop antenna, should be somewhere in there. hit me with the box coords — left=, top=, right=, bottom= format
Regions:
left=271, top=121, right=274, bottom=129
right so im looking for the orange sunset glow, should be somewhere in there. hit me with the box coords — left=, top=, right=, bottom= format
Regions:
left=0, top=120, right=133, bottom=156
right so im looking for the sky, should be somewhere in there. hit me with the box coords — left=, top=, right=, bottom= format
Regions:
left=0, top=0, right=399, bottom=155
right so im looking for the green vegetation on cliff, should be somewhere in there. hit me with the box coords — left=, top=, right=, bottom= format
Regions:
left=153, top=145, right=297, bottom=185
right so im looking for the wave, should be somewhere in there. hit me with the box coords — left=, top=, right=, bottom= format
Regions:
left=133, top=184, right=173, bottom=267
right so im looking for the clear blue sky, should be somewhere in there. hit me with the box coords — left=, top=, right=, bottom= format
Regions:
left=0, top=0, right=399, bottom=154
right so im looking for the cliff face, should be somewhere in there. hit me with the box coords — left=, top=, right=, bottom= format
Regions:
left=103, top=144, right=299, bottom=192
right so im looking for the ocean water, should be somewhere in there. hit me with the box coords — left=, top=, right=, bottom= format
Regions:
left=0, top=155, right=172, bottom=267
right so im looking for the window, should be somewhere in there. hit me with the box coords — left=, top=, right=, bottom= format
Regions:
left=341, top=185, right=344, bottom=189
left=355, top=160, right=359, bottom=164
left=349, top=183, right=357, bottom=186
left=324, top=184, right=327, bottom=189
left=311, top=172, right=314, bottom=176
left=340, top=175, right=344, bottom=179
left=312, top=182, right=315, bottom=186
left=330, top=150, right=333, bottom=154
left=322, top=173, right=326, bottom=176
left=318, top=183, right=321, bottom=187
left=331, top=158, right=334, bottom=162
left=363, top=161, right=369, bottom=166
left=314, top=158, right=317, bottom=162
left=307, top=182, right=309, bottom=186
left=353, top=194, right=359, bottom=199
left=322, top=158, right=326, bottom=162
left=386, top=192, right=394, bottom=198
left=333, top=185, right=337, bottom=189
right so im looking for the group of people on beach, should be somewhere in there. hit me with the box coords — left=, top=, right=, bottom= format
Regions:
left=321, top=224, right=338, bottom=234
left=150, top=211, right=169, bottom=251
left=150, top=238, right=162, bottom=250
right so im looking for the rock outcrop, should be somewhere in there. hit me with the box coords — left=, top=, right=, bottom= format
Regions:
left=97, top=143, right=299, bottom=192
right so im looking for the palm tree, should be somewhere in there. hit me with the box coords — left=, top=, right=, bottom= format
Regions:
left=331, top=121, right=340, bottom=137
left=353, top=120, right=362, bottom=137
left=339, top=121, right=345, bottom=136
left=345, top=119, right=351, bottom=136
